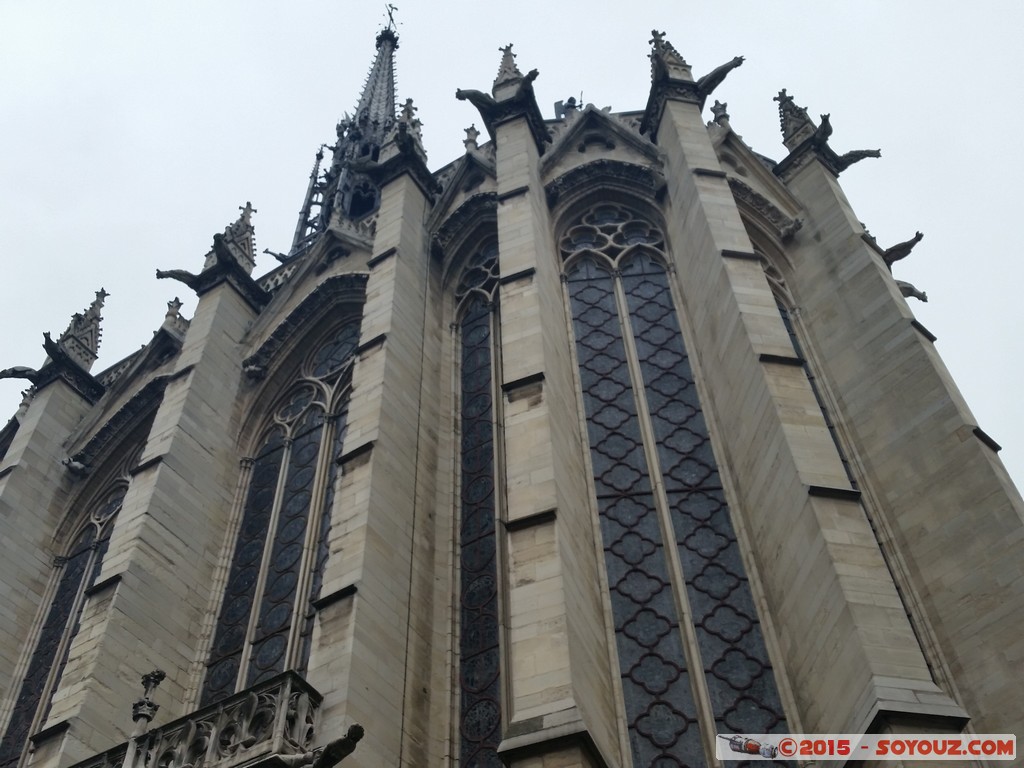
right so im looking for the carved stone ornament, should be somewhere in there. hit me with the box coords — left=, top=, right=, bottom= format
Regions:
left=544, top=159, right=665, bottom=210
left=727, top=178, right=803, bottom=242
left=65, top=673, right=323, bottom=768
left=431, top=192, right=498, bottom=261
left=31, top=332, right=106, bottom=404
left=641, top=30, right=744, bottom=140
left=772, top=92, right=881, bottom=180
left=242, top=274, right=368, bottom=379
left=156, top=232, right=269, bottom=312
left=456, top=45, right=551, bottom=154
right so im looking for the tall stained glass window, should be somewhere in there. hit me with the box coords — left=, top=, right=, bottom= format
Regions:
left=200, top=318, right=360, bottom=705
left=0, top=482, right=128, bottom=768
left=454, top=241, right=503, bottom=768
left=561, top=203, right=789, bottom=767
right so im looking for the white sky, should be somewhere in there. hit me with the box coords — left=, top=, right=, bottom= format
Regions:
left=2, top=1, right=1022, bottom=489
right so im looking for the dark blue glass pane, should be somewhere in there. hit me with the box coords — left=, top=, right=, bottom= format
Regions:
left=245, top=419, right=322, bottom=686
left=621, top=254, right=789, bottom=744
left=567, top=258, right=706, bottom=767
left=458, top=294, right=501, bottom=767
left=200, top=430, right=284, bottom=706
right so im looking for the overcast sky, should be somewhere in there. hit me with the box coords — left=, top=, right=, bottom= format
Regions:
left=3, top=1, right=1022, bottom=489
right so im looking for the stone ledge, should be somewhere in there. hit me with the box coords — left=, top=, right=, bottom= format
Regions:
left=499, top=714, right=610, bottom=768
left=499, top=267, right=536, bottom=286
left=129, top=455, right=163, bottom=477
left=504, top=508, right=556, bottom=532
left=497, top=185, right=530, bottom=202
left=0, top=465, right=16, bottom=480
left=501, top=371, right=545, bottom=394
left=693, top=167, right=728, bottom=178
left=366, top=247, right=397, bottom=270
left=911, top=319, right=937, bottom=342
left=808, top=485, right=862, bottom=502
left=972, top=426, right=1002, bottom=453
left=759, top=352, right=805, bottom=367
left=312, top=583, right=357, bottom=611
left=83, top=573, right=122, bottom=598
left=721, top=249, right=760, bottom=261
left=355, top=333, right=386, bottom=356
left=29, top=719, right=70, bottom=746
left=337, top=440, right=374, bottom=466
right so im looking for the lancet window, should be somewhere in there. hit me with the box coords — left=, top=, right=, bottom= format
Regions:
left=200, top=318, right=360, bottom=706
left=560, top=203, right=788, bottom=766
left=0, top=456, right=136, bottom=768
left=453, top=240, right=503, bottom=768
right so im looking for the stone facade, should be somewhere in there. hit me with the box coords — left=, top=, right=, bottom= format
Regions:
left=0, top=27, right=1020, bottom=768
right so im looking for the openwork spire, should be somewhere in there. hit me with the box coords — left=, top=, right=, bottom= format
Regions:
left=57, top=289, right=107, bottom=370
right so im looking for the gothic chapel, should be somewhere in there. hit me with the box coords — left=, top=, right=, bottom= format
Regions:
left=1, top=25, right=1021, bottom=768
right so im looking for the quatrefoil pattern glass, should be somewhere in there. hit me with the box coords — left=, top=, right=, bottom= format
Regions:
left=562, top=204, right=788, bottom=767
left=456, top=241, right=503, bottom=768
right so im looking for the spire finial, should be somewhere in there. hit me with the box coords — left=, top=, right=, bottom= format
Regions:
left=384, top=3, right=398, bottom=32
left=463, top=124, right=480, bottom=151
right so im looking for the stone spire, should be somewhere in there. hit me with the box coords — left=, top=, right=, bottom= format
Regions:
left=292, top=26, right=400, bottom=248
left=648, top=29, right=692, bottom=82
left=493, top=43, right=525, bottom=93
left=775, top=88, right=816, bottom=150
left=56, top=289, right=107, bottom=371
left=352, top=28, right=399, bottom=148
left=208, top=202, right=257, bottom=275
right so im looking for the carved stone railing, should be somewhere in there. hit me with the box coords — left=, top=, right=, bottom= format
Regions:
left=66, top=673, right=321, bottom=768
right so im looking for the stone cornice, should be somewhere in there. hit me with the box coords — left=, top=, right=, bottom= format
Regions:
left=544, top=159, right=664, bottom=209
left=728, top=178, right=803, bottom=242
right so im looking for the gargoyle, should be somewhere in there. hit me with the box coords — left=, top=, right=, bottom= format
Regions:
left=0, top=366, right=40, bottom=384
left=456, top=70, right=538, bottom=109
left=883, top=231, right=924, bottom=269
left=62, top=457, right=90, bottom=476
left=696, top=56, right=744, bottom=100
left=834, top=148, right=881, bottom=173
left=278, top=725, right=365, bottom=768
left=155, top=268, right=202, bottom=289
left=896, top=279, right=928, bottom=302
left=813, top=113, right=833, bottom=144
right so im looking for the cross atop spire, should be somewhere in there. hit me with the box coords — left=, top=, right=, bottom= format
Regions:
left=57, top=289, right=107, bottom=371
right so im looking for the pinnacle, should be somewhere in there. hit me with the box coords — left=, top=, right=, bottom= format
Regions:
left=493, top=43, right=524, bottom=90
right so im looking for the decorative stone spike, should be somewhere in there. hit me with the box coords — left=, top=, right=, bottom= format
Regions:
left=711, top=100, right=730, bottom=125
left=206, top=203, right=257, bottom=275
left=463, top=124, right=480, bottom=151
left=775, top=89, right=816, bottom=150
left=648, top=29, right=692, bottom=81
left=56, top=289, right=107, bottom=371
left=493, top=43, right=525, bottom=91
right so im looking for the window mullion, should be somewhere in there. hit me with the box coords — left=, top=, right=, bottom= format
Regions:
left=611, top=271, right=721, bottom=763
left=237, top=438, right=292, bottom=691
left=286, top=412, right=333, bottom=672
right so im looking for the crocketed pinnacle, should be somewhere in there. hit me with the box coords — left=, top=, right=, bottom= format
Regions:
left=493, top=43, right=524, bottom=90
left=57, top=289, right=107, bottom=370
left=775, top=89, right=816, bottom=149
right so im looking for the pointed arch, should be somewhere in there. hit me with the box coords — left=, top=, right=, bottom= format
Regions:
left=200, top=314, right=362, bottom=706
left=558, top=200, right=790, bottom=765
